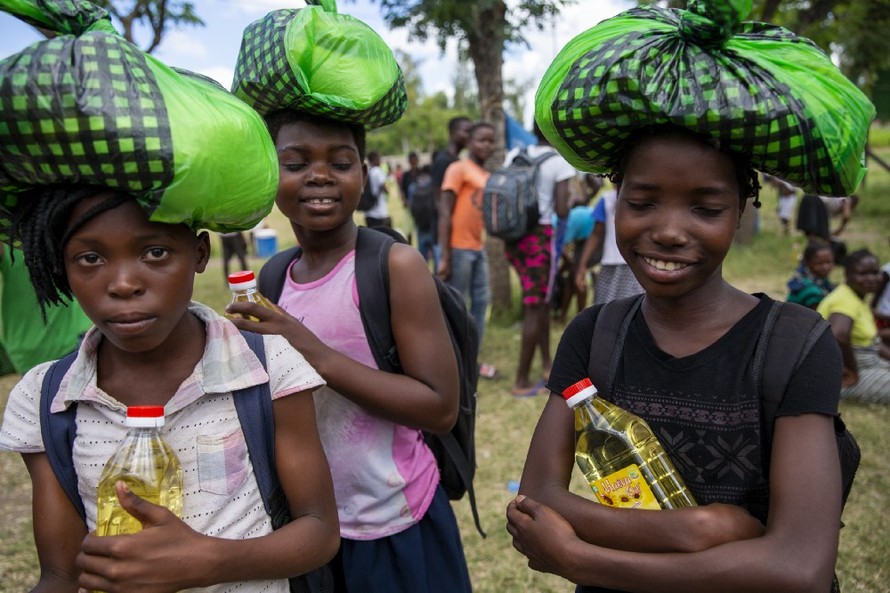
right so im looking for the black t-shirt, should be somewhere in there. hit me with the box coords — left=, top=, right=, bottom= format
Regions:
left=547, top=294, right=841, bottom=593
left=431, top=149, right=458, bottom=189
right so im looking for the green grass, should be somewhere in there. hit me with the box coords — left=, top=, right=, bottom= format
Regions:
left=2, top=162, right=890, bottom=592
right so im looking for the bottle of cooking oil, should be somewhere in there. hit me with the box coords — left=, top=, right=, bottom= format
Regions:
left=96, top=406, right=183, bottom=536
left=563, top=378, right=696, bottom=510
left=226, top=270, right=276, bottom=321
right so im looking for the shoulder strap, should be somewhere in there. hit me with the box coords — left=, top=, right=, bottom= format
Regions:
left=231, top=330, right=291, bottom=529
left=588, top=295, right=644, bottom=398
left=354, top=226, right=400, bottom=372
left=755, top=300, right=830, bottom=453
left=234, top=330, right=334, bottom=593
left=258, top=246, right=302, bottom=304
left=39, top=351, right=86, bottom=522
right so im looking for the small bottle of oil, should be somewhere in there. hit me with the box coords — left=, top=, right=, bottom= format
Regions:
left=563, top=378, right=696, bottom=510
left=226, top=270, right=276, bottom=321
left=96, top=406, right=183, bottom=536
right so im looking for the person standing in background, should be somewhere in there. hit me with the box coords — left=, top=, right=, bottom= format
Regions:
left=220, top=231, right=250, bottom=281
left=363, top=151, right=391, bottom=229
left=430, top=116, right=473, bottom=268
left=502, top=123, right=578, bottom=397
left=438, top=121, right=499, bottom=380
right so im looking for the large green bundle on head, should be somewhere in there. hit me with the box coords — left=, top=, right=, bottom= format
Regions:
left=535, top=0, right=875, bottom=197
left=0, top=0, right=279, bottom=241
left=232, top=0, right=407, bottom=129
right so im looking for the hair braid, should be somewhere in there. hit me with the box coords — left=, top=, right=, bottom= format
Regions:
left=8, top=187, right=131, bottom=315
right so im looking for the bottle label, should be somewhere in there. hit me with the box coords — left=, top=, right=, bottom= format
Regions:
left=590, top=463, right=660, bottom=510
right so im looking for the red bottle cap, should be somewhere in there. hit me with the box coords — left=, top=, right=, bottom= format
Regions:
left=126, top=405, right=165, bottom=418
left=228, top=271, right=256, bottom=284
left=562, top=378, right=597, bottom=407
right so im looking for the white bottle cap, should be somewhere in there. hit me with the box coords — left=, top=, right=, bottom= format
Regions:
left=125, top=405, right=166, bottom=428
left=562, top=378, right=598, bottom=408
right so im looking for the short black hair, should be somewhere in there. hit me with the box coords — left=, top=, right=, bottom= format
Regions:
left=607, top=125, right=761, bottom=206
left=7, top=187, right=132, bottom=315
left=448, top=116, right=471, bottom=135
left=803, top=238, right=832, bottom=263
left=468, top=121, right=495, bottom=139
left=844, top=248, right=876, bottom=273
left=264, top=108, right=367, bottom=162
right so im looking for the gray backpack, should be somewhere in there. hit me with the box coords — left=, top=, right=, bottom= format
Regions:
left=482, top=148, right=557, bottom=241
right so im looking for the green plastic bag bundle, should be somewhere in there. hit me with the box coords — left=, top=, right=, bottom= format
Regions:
left=0, top=0, right=279, bottom=240
left=535, top=0, right=876, bottom=197
left=232, top=0, right=406, bottom=129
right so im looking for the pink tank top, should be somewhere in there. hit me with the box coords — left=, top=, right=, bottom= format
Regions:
left=277, top=250, right=439, bottom=539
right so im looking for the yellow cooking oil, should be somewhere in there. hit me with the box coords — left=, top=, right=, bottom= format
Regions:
left=96, top=406, right=183, bottom=536
left=226, top=270, right=277, bottom=321
left=564, top=378, right=696, bottom=510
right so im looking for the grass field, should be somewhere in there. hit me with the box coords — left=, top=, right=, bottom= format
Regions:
left=1, top=147, right=889, bottom=592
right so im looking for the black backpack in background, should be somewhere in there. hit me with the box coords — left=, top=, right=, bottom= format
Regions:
left=259, top=226, right=486, bottom=537
left=409, top=174, right=437, bottom=232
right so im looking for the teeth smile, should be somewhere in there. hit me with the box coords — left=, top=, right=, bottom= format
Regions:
left=644, top=257, right=688, bottom=272
left=307, top=198, right=335, bottom=205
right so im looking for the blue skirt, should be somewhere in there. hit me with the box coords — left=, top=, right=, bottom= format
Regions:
left=330, top=486, right=473, bottom=593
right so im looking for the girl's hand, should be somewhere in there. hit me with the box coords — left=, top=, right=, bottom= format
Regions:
left=226, top=301, right=327, bottom=360
left=506, top=495, right=581, bottom=578
left=76, top=482, right=207, bottom=593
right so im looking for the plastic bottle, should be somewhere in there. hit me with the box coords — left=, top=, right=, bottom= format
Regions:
left=96, top=406, right=183, bottom=536
left=226, top=270, right=276, bottom=321
left=562, top=378, right=696, bottom=510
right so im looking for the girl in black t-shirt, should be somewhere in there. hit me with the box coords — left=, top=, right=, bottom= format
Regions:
left=508, top=126, right=844, bottom=593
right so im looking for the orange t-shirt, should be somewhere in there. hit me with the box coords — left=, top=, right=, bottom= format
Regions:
left=441, top=159, right=489, bottom=251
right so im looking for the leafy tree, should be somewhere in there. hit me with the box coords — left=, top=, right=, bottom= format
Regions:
left=92, top=0, right=203, bottom=54
left=361, top=0, right=575, bottom=309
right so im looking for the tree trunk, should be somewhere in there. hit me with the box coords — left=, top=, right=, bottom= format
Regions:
left=468, top=1, right=512, bottom=312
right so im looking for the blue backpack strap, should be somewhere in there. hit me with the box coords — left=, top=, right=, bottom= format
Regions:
left=39, top=351, right=86, bottom=523
left=258, top=246, right=302, bottom=304
left=232, top=330, right=290, bottom=529
left=234, top=329, right=332, bottom=593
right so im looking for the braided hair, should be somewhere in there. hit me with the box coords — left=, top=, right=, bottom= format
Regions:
left=7, top=187, right=132, bottom=315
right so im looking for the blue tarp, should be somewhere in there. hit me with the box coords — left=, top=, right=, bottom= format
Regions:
left=505, top=113, right=536, bottom=150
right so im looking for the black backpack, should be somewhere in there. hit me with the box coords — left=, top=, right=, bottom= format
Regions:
left=40, top=330, right=333, bottom=593
left=589, top=295, right=860, bottom=593
left=409, top=174, right=437, bottom=232
left=357, top=178, right=377, bottom=212
left=259, top=226, right=486, bottom=537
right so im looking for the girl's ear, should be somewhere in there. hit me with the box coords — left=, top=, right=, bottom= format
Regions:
left=195, top=231, right=211, bottom=273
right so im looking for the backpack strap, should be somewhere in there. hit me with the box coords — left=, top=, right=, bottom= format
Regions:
left=754, top=301, right=829, bottom=457
left=234, top=329, right=333, bottom=593
left=232, top=330, right=290, bottom=530
left=39, top=351, right=86, bottom=523
left=587, top=294, right=644, bottom=398
left=258, top=246, right=302, bottom=304
left=354, top=226, right=401, bottom=372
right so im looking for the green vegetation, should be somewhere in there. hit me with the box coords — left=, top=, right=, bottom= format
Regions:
left=2, top=154, right=889, bottom=591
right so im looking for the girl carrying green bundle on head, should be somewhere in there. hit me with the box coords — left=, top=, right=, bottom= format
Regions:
left=0, top=1, right=339, bottom=591
left=507, top=1, right=873, bottom=592
left=227, top=2, right=472, bottom=592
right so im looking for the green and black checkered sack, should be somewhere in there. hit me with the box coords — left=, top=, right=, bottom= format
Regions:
left=0, top=0, right=279, bottom=239
left=232, top=0, right=406, bottom=129
left=535, top=0, right=875, bottom=197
